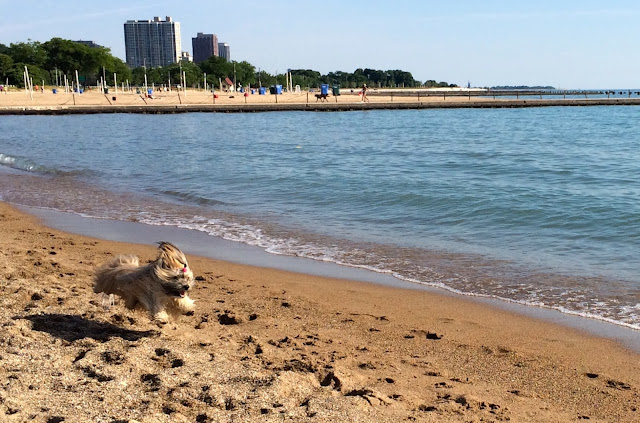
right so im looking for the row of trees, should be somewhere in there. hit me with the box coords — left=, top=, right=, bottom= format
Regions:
left=0, top=38, right=130, bottom=88
left=0, top=38, right=456, bottom=90
left=283, top=69, right=452, bottom=89
left=126, top=59, right=455, bottom=90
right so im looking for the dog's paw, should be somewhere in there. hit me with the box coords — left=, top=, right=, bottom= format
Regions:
left=153, top=310, right=170, bottom=323
left=175, top=296, right=195, bottom=313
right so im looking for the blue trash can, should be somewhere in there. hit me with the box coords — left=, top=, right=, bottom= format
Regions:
left=270, top=85, right=283, bottom=95
left=259, top=87, right=266, bottom=95
left=52, top=88, right=57, bottom=94
left=251, top=89, right=255, bottom=94
left=321, top=84, right=329, bottom=95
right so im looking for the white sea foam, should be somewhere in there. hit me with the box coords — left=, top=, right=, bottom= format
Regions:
left=126, top=212, right=640, bottom=331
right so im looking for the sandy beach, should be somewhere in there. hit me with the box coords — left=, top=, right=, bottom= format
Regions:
left=0, top=201, right=639, bottom=422
left=2, top=88, right=639, bottom=115
left=0, top=88, right=467, bottom=108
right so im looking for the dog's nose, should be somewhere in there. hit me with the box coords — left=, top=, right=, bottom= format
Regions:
left=182, top=285, right=190, bottom=291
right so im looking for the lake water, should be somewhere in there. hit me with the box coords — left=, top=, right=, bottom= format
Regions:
left=0, top=107, right=638, bottom=330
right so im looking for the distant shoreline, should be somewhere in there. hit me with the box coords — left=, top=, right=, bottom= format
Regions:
left=1, top=89, right=640, bottom=114
left=2, top=98, right=640, bottom=115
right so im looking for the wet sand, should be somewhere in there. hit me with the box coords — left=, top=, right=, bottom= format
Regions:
left=0, top=201, right=639, bottom=422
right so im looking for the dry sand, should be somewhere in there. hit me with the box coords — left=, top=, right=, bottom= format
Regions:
left=3, top=88, right=637, bottom=113
left=0, top=201, right=639, bottom=422
left=0, top=88, right=480, bottom=108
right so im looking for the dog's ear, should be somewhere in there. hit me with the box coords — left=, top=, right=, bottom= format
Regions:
left=158, top=241, right=180, bottom=255
left=157, top=242, right=188, bottom=270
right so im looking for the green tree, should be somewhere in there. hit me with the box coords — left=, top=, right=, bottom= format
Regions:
left=291, top=69, right=321, bottom=88
left=0, top=54, right=13, bottom=80
left=148, top=66, right=165, bottom=85
left=7, top=62, right=49, bottom=87
left=138, top=62, right=203, bottom=87
left=131, top=66, right=166, bottom=86
left=325, top=70, right=348, bottom=87
left=83, top=46, right=109, bottom=75
left=39, top=38, right=131, bottom=86
left=101, top=55, right=132, bottom=86
left=232, top=61, right=256, bottom=87
left=388, top=70, right=416, bottom=87
left=165, top=63, right=183, bottom=86
left=363, top=68, right=385, bottom=87
left=43, top=38, right=88, bottom=75
left=131, top=67, right=146, bottom=86
left=255, top=70, right=276, bottom=87
left=181, top=62, right=203, bottom=87
left=7, top=41, right=47, bottom=68
left=198, top=55, right=232, bottom=82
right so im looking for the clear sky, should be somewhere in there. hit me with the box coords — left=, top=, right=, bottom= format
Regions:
left=1, top=0, right=639, bottom=88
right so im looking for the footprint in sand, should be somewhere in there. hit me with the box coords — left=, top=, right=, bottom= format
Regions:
left=218, top=313, right=240, bottom=325
left=140, top=373, right=162, bottom=391
left=606, top=379, right=631, bottom=390
left=102, top=351, right=125, bottom=365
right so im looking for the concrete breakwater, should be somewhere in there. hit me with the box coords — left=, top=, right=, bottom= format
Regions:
left=1, top=97, right=640, bottom=115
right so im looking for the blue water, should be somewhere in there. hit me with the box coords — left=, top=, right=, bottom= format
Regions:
left=0, top=107, right=639, bottom=328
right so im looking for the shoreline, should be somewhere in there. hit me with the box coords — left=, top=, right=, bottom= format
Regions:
left=1, top=201, right=639, bottom=422
left=20, top=203, right=640, bottom=353
left=1, top=90, right=640, bottom=114
left=2, top=98, right=640, bottom=115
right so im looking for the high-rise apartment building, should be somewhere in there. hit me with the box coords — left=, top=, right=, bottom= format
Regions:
left=74, top=40, right=103, bottom=49
left=218, top=42, right=231, bottom=61
left=124, top=16, right=181, bottom=68
left=192, top=33, right=218, bottom=63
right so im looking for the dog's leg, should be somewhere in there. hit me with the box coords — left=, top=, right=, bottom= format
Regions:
left=124, top=295, right=138, bottom=310
left=137, top=291, right=169, bottom=323
left=149, top=298, right=169, bottom=323
left=153, top=310, right=170, bottom=323
left=174, top=295, right=195, bottom=313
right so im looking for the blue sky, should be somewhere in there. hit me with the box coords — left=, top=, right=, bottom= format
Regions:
left=1, top=0, right=639, bottom=88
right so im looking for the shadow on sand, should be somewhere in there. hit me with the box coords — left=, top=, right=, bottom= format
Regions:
left=20, top=313, right=158, bottom=342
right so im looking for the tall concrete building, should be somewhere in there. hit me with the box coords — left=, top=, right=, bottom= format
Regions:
left=124, top=16, right=181, bottom=68
left=192, top=33, right=218, bottom=63
left=218, top=42, right=231, bottom=61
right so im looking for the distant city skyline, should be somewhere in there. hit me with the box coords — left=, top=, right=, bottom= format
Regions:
left=2, top=0, right=640, bottom=88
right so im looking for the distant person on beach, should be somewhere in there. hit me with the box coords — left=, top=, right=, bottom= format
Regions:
left=361, top=83, right=369, bottom=102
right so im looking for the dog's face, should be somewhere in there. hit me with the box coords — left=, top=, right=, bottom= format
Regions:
left=155, top=242, right=195, bottom=298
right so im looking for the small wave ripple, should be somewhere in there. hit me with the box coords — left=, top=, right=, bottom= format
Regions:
left=0, top=152, right=94, bottom=177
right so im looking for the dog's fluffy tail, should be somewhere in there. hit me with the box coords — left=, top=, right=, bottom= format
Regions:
left=93, top=255, right=139, bottom=294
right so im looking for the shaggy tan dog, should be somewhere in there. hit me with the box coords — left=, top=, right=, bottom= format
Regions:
left=94, top=242, right=195, bottom=322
